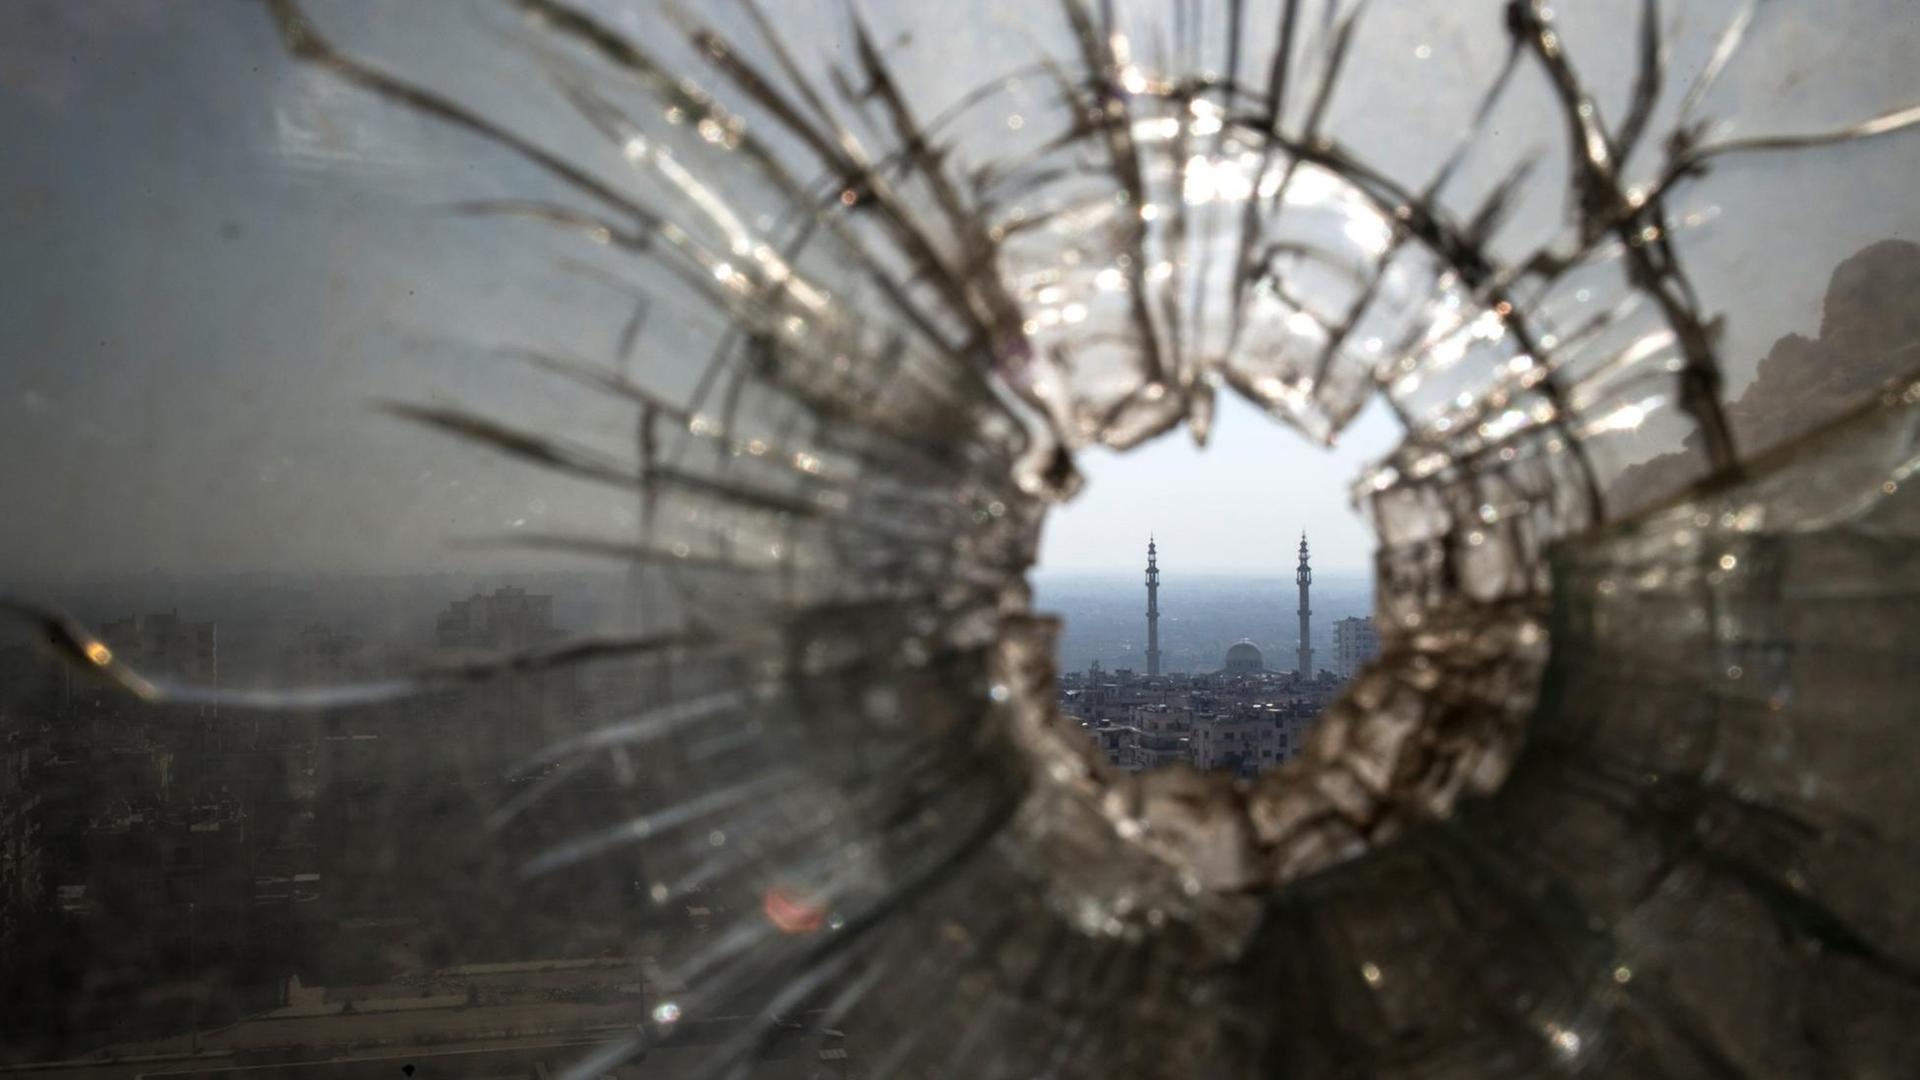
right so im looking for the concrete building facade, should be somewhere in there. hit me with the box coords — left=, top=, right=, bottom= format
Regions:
left=1334, top=616, right=1380, bottom=678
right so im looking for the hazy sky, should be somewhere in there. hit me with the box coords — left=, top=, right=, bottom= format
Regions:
left=1, top=1, right=1914, bottom=584
left=1038, top=394, right=1395, bottom=575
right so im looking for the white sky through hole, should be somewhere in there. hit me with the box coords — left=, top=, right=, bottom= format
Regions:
left=1037, top=393, right=1398, bottom=577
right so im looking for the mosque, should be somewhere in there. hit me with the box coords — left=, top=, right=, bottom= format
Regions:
left=1144, top=533, right=1314, bottom=676
left=1223, top=640, right=1265, bottom=674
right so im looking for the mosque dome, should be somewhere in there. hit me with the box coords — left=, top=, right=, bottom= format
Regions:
left=1223, top=639, right=1264, bottom=674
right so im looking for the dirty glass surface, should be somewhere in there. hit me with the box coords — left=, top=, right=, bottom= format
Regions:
left=1, top=1, right=1917, bottom=1076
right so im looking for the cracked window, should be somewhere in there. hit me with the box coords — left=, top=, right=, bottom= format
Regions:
left=2, top=1, right=1918, bottom=1076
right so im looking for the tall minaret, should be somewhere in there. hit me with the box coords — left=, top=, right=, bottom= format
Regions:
left=1145, top=536, right=1162, bottom=676
left=1295, top=532, right=1313, bottom=678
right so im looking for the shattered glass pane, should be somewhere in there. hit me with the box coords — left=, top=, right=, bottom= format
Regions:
left=1, top=0, right=1917, bottom=1075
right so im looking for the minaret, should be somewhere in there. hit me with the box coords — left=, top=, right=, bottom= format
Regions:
left=1295, top=532, right=1313, bottom=678
left=1145, top=536, right=1161, bottom=676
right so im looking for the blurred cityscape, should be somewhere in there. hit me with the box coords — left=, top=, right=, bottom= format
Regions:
left=0, top=558, right=1375, bottom=1075
left=0, top=576, right=849, bottom=1077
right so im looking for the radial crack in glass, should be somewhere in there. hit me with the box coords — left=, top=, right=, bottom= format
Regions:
left=3, top=1, right=1919, bottom=1077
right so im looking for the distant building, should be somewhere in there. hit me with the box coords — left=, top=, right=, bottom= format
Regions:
left=288, top=623, right=367, bottom=684
left=74, top=796, right=253, bottom=973
left=428, top=587, right=579, bottom=763
left=99, top=610, right=217, bottom=684
left=436, top=587, right=560, bottom=651
left=1222, top=640, right=1264, bottom=674
left=1119, top=704, right=1191, bottom=772
left=1191, top=709, right=1285, bottom=776
left=1333, top=616, right=1380, bottom=678
left=0, top=711, right=44, bottom=955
